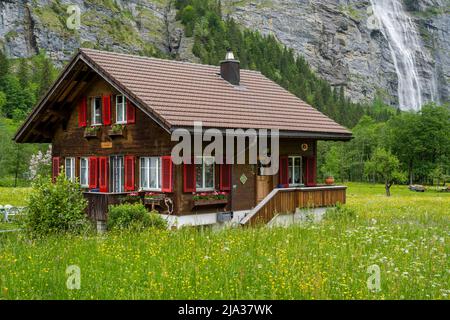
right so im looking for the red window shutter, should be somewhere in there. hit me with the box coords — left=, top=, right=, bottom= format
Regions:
left=88, top=157, right=98, bottom=189
left=161, top=156, right=173, bottom=193
left=98, top=157, right=109, bottom=193
left=219, top=164, right=232, bottom=191
left=78, top=97, right=87, bottom=127
left=183, top=162, right=196, bottom=193
left=126, top=99, right=136, bottom=124
left=124, top=155, right=135, bottom=192
left=102, top=95, right=112, bottom=125
left=306, top=156, right=317, bottom=187
left=52, top=157, right=60, bottom=183
left=279, top=156, right=289, bottom=187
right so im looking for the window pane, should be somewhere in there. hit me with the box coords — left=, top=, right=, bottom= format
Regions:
left=150, top=158, right=159, bottom=189
left=294, top=157, right=301, bottom=185
left=119, top=157, right=124, bottom=192
left=116, top=96, right=124, bottom=123
left=288, top=157, right=293, bottom=185
left=156, top=158, right=161, bottom=189
left=205, top=162, right=214, bottom=189
left=80, top=158, right=87, bottom=186
left=117, top=107, right=123, bottom=123
left=65, top=158, right=74, bottom=182
left=65, top=159, right=71, bottom=179
left=92, top=97, right=102, bottom=124
left=140, top=158, right=148, bottom=189
left=196, top=164, right=203, bottom=189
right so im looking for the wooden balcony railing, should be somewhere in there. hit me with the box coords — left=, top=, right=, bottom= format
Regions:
left=240, top=186, right=347, bottom=226
left=83, top=192, right=128, bottom=221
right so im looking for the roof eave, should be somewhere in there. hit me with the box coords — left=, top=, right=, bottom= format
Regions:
left=170, top=126, right=353, bottom=141
left=13, top=50, right=83, bottom=143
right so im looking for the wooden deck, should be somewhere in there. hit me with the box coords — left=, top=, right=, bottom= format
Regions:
left=240, top=186, right=347, bottom=226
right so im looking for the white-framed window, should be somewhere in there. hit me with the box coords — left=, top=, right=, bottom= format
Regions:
left=140, top=157, right=161, bottom=191
left=111, top=156, right=124, bottom=193
left=196, top=156, right=215, bottom=191
left=91, top=97, right=102, bottom=125
left=65, top=157, right=76, bottom=183
left=80, top=157, right=89, bottom=187
left=116, top=95, right=127, bottom=124
left=288, top=156, right=302, bottom=186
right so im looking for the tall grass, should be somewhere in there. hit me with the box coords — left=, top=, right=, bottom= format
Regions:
left=0, top=183, right=448, bottom=300
left=0, top=187, right=31, bottom=206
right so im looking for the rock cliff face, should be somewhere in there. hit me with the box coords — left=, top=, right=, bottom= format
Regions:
left=0, top=0, right=448, bottom=109
left=225, top=0, right=449, bottom=108
left=0, top=0, right=196, bottom=65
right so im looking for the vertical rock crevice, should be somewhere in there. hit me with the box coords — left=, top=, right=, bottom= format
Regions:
left=24, top=2, right=39, bottom=55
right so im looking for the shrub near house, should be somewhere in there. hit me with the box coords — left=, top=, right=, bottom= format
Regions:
left=107, top=203, right=167, bottom=231
left=25, top=175, right=90, bottom=236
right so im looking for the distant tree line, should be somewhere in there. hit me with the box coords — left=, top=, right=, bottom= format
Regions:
left=318, top=104, right=450, bottom=186
left=0, top=50, right=55, bottom=186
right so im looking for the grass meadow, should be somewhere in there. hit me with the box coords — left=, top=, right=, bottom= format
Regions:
left=0, top=183, right=448, bottom=300
left=0, top=187, right=31, bottom=207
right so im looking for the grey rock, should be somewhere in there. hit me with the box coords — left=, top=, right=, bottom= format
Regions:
left=0, top=0, right=187, bottom=66
left=1, top=0, right=448, bottom=108
left=226, top=0, right=449, bottom=107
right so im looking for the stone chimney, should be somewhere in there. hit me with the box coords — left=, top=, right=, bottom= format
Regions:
left=220, top=49, right=240, bottom=86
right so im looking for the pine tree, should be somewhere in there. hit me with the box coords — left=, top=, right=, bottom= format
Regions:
left=0, top=50, right=10, bottom=88
left=18, top=59, right=30, bottom=89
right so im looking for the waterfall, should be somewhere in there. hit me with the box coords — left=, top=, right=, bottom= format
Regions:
left=370, top=0, right=437, bottom=111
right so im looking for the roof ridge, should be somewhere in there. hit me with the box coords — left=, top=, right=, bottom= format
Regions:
left=79, top=48, right=262, bottom=75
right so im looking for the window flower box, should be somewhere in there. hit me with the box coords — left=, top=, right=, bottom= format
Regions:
left=193, top=199, right=228, bottom=207
left=84, top=126, right=100, bottom=139
left=108, top=124, right=126, bottom=138
left=121, top=192, right=141, bottom=204
left=192, top=192, right=228, bottom=207
left=143, top=192, right=165, bottom=205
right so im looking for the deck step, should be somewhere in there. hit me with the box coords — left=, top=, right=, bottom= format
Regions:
left=240, top=186, right=347, bottom=226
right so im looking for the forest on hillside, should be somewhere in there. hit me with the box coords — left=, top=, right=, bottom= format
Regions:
left=0, top=0, right=448, bottom=187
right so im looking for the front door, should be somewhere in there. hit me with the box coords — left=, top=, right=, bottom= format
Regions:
left=256, top=175, right=273, bottom=204
left=110, top=156, right=124, bottom=193
left=232, top=164, right=257, bottom=212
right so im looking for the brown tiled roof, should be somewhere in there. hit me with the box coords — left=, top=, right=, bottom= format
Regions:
left=80, top=49, right=351, bottom=138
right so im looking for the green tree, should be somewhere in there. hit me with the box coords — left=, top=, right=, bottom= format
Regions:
left=429, top=165, right=446, bottom=188
left=387, top=104, right=450, bottom=184
left=0, top=50, right=9, bottom=87
left=1, top=75, right=28, bottom=118
left=17, top=58, right=30, bottom=88
left=0, top=91, right=6, bottom=114
left=365, top=148, right=406, bottom=196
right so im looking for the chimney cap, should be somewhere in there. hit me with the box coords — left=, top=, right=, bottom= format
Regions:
left=225, top=48, right=235, bottom=60
left=221, top=49, right=240, bottom=64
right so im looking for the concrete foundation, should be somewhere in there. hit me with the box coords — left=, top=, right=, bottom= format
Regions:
left=268, top=208, right=328, bottom=228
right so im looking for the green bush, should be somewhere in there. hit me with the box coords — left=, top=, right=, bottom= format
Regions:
left=324, top=203, right=357, bottom=222
left=107, top=204, right=167, bottom=231
left=25, top=174, right=90, bottom=236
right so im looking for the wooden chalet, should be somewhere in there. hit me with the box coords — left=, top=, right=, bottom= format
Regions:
left=14, top=49, right=352, bottom=228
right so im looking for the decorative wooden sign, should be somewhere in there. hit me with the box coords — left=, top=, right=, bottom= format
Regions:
left=240, top=174, right=248, bottom=185
left=101, top=141, right=113, bottom=149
